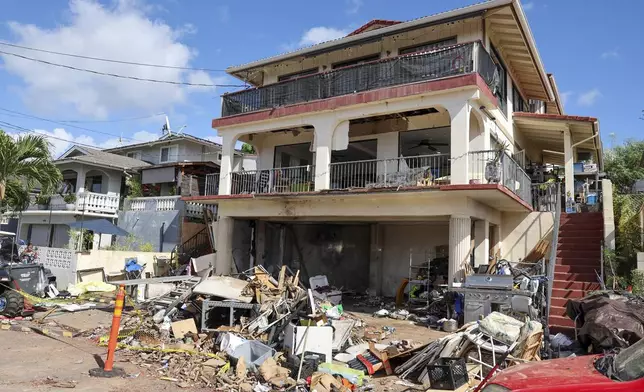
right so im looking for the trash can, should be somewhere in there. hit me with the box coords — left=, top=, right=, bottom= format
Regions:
left=7, top=264, right=48, bottom=295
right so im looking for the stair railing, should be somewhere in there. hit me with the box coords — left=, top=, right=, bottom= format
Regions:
left=545, top=183, right=562, bottom=341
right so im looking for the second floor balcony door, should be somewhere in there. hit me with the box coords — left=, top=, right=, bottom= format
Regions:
left=330, top=139, right=378, bottom=189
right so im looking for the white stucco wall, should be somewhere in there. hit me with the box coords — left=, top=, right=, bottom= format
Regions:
left=76, top=250, right=171, bottom=277
left=500, top=211, right=555, bottom=262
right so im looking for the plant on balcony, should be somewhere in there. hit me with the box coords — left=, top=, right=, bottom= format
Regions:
left=0, top=132, right=62, bottom=214
left=126, top=176, right=143, bottom=198
left=485, top=141, right=510, bottom=184
left=34, top=194, right=50, bottom=210
left=63, top=193, right=77, bottom=210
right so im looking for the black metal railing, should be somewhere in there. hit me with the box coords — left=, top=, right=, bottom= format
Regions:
left=329, top=154, right=450, bottom=190
left=179, top=227, right=213, bottom=259
left=222, top=42, right=496, bottom=117
left=230, top=165, right=315, bottom=194
left=205, top=173, right=220, bottom=196
left=468, top=150, right=531, bottom=204
left=531, top=182, right=558, bottom=212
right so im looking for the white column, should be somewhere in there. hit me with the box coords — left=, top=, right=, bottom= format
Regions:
left=602, top=179, right=615, bottom=250
left=313, top=122, right=334, bottom=191
left=218, top=133, right=237, bottom=195
left=447, top=102, right=471, bottom=185
left=563, top=126, right=574, bottom=203
left=473, top=219, right=490, bottom=267
left=215, top=216, right=234, bottom=274
left=76, top=166, right=86, bottom=194
left=449, top=215, right=471, bottom=286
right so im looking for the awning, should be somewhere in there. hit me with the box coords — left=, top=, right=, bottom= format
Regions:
left=513, top=112, right=601, bottom=167
left=67, top=219, right=130, bottom=236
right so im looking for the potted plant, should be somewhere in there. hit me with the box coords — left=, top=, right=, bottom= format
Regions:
left=35, top=195, right=50, bottom=210
left=63, top=193, right=76, bottom=210
left=485, top=142, right=509, bottom=184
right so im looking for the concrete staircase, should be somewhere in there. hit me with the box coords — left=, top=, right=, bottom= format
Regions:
left=549, top=212, right=603, bottom=331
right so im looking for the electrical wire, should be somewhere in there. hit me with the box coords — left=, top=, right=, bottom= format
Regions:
left=0, top=40, right=228, bottom=72
left=57, top=112, right=165, bottom=124
left=0, top=50, right=246, bottom=87
left=0, top=108, right=148, bottom=142
left=0, top=119, right=228, bottom=158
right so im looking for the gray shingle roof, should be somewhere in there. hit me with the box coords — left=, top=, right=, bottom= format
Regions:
left=56, top=146, right=150, bottom=170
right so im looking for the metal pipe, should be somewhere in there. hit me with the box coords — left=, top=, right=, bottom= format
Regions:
left=571, top=132, right=599, bottom=148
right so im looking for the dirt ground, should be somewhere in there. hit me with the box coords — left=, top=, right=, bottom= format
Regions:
left=0, top=306, right=447, bottom=392
left=0, top=329, right=211, bottom=392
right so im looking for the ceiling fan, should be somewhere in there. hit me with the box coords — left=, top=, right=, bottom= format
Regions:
left=410, top=139, right=448, bottom=152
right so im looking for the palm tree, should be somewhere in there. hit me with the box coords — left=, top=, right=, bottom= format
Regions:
left=0, top=131, right=62, bottom=213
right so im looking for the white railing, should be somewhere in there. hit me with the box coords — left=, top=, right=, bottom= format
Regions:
left=123, top=196, right=181, bottom=212
left=185, top=202, right=217, bottom=219
left=77, top=192, right=120, bottom=214
left=329, top=154, right=451, bottom=190
left=231, top=165, right=315, bottom=194
left=25, top=192, right=118, bottom=214
left=467, top=150, right=532, bottom=204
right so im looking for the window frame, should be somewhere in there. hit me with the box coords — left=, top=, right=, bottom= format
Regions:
left=159, top=145, right=178, bottom=163
left=490, top=45, right=508, bottom=117
left=277, top=68, right=319, bottom=82
left=126, top=150, right=142, bottom=160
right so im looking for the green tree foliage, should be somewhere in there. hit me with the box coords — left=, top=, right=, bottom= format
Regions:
left=241, top=143, right=256, bottom=154
left=0, top=131, right=62, bottom=213
left=604, top=140, right=644, bottom=193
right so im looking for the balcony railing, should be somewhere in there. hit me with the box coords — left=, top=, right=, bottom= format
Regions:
left=222, top=41, right=497, bottom=117
left=25, top=192, right=119, bottom=215
left=123, top=196, right=181, bottom=212
left=329, top=154, right=451, bottom=190
left=231, top=165, right=315, bottom=194
left=468, top=150, right=531, bottom=204
left=205, top=173, right=220, bottom=196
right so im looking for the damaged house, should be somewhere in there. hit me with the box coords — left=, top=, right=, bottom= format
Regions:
left=186, top=0, right=612, bottom=331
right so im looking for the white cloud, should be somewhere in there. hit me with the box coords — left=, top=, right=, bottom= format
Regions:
left=560, top=91, right=573, bottom=107
left=299, top=27, right=348, bottom=47
left=600, top=49, right=619, bottom=59
left=577, top=88, right=602, bottom=107
left=346, top=0, right=363, bottom=14
left=1, top=0, right=216, bottom=119
left=522, top=2, right=535, bottom=10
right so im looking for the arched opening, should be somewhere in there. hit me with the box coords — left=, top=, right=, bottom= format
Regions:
left=330, top=106, right=451, bottom=189
left=84, top=169, right=110, bottom=194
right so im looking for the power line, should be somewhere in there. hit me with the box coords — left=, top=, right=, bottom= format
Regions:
left=0, top=41, right=228, bottom=73
left=57, top=112, right=165, bottom=124
left=0, top=107, right=148, bottom=142
left=0, top=50, right=246, bottom=87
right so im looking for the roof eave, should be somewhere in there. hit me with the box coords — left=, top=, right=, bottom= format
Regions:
left=226, top=0, right=512, bottom=75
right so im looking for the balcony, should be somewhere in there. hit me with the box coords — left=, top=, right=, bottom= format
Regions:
left=468, top=151, right=531, bottom=203
left=230, top=165, right=315, bottom=195
left=221, top=41, right=497, bottom=117
left=25, top=192, right=119, bottom=215
left=123, top=196, right=215, bottom=220
left=329, top=154, right=451, bottom=189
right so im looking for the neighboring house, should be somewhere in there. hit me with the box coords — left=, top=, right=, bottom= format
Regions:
left=15, top=145, right=148, bottom=248
left=105, top=132, right=256, bottom=197
left=632, top=180, right=644, bottom=194
left=8, top=132, right=254, bottom=254
left=186, top=0, right=606, bottom=301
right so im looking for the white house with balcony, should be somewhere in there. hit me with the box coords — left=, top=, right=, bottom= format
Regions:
left=16, top=145, right=148, bottom=249
left=185, top=0, right=608, bottom=300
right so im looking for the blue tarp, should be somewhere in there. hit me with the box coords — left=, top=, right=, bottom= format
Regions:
left=67, top=219, right=130, bottom=236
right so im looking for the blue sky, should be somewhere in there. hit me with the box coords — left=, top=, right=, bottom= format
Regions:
left=0, top=0, right=641, bottom=157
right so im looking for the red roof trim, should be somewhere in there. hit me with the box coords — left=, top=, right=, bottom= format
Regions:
left=513, top=112, right=597, bottom=122
left=184, top=183, right=532, bottom=210
left=347, top=20, right=402, bottom=37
